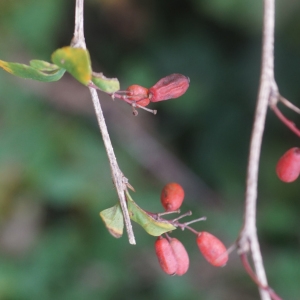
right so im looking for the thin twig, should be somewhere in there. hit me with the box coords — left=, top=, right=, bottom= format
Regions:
left=72, top=0, right=86, bottom=49
left=240, top=254, right=283, bottom=300
left=271, top=105, right=300, bottom=137
left=279, top=96, right=300, bottom=115
left=89, top=88, right=136, bottom=244
left=73, top=0, right=136, bottom=244
left=238, top=0, right=277, bottom=299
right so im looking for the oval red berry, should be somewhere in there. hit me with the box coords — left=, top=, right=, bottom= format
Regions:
left=155, top=237, right=178, bottom=275
left=276, top=147, right=300, bottom=183
left=160, top=182, right=185, bottom=212
left=169, top=238, right=189, bottom=276
left=126, top=84, right=150, bottom=107
left=149, top=73, right=189, bottom=102
left=197, top=232, right=228, bottom=267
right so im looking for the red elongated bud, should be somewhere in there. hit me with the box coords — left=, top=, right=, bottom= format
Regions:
left=126, top=84, right=150, bottom=107
left=149, top=73, right=189, bottom=102
left=197, top=232, right=228, bottom=267
left=169, top=238, right=189, bottom=276
left=276, top=147, right=300, bottom=182
left=161, top=182, right=185, bottom=212
left=155, top=236, right=178, bottom=275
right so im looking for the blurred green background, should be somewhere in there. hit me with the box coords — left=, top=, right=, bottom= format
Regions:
left=0, top=0, right=300, bottom=299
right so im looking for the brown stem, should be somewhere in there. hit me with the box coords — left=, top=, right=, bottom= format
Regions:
left=171, top=210, right=192, bottom=222
left=271, top=105, right=300, bottom=137
left=89, top=88, right=136, bottom=244
left=156, top=210, right=181, bottom=218
left=240, top=253, right=283, bottom=300
left=181, top=225, right=199, bottom=235
left=183, top=216, right=207, bottom=226
left=238, top=0, right=277, bottom=299
left=279, top=96, right=300, bottom=115
left=144, top=206, right=205, bottom=235
left=71, top=0, right=86, bottom=49
left=73, top=0, right=136, bottom=244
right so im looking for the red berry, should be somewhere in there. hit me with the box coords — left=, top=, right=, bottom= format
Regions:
left=149, top=73, right=189, bottom=102
left=169, top=238, right=189, bottom=276
left=196, top=232, right=228, bottom=267
left=126, top=84, right=150, bottom=107
left=155, top=236, right=189, bottom=276
left=160, top=182, right=185, bottom=212
left=155, top=237, right=178, bottom=275
left=276, top=147, right=300, bottom=183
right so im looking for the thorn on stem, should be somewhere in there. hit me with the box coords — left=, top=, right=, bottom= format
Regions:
left=126, top=182, right=135, bottom=192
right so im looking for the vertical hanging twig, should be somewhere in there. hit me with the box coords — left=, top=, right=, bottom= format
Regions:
left=72, top=0, right=136, bottom=244
left=72, top=0, right=86, bottom=49
left=238, top=0, right=277, bottom=299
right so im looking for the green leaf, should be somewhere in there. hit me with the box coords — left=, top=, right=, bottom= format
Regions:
left=30, top=60, right=60, bottom=71
left=0, top=59, right=65, bottom=82
left=99, top=203, right=124, bottom=238
left=51, top=46, right=92, bottom=85
left=92, top=72, right=120, bottom=93
left=126, top=191, right=176, bottom=236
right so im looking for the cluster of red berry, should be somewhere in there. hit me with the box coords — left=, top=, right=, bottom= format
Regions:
left=114, top=74, right=190, bottom=115
left=276, top=147, right=300, bottom=182
left=154, top=183, right=228, bottom=276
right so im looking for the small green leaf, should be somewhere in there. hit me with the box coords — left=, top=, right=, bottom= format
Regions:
left=92, top=72, right=120, bottom=93
left=126, top=191, right=176, bottom=236
left=51, top=46, right=92, bottom=85
left=0, top=59, right=65, bottom=82
left=100, top=203, right=124, bottom=238
left=30, top=60, right=60, bottom=71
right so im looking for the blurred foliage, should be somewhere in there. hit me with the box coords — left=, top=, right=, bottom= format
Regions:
left=0, top=0, right=300, bottom=299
